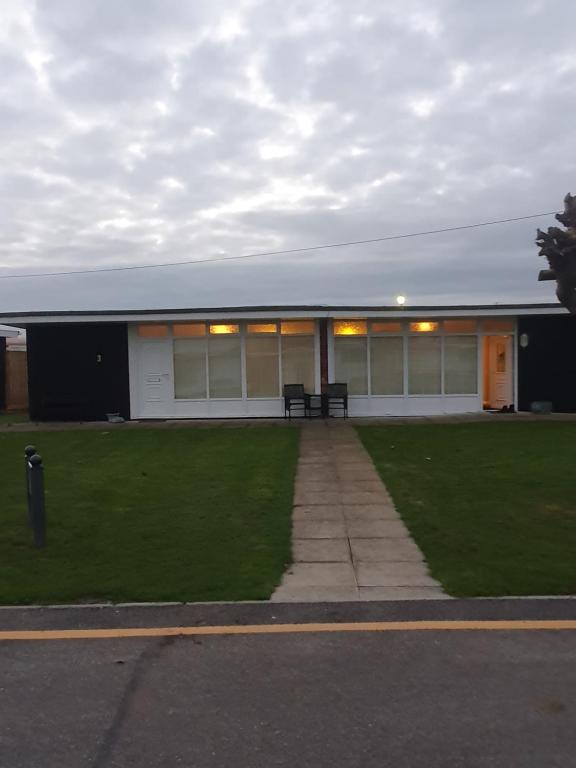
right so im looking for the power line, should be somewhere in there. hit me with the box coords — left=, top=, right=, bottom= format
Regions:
left=0, top=210, right=556, bottom=280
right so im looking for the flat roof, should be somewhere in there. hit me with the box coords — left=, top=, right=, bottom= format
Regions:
left=0, top=302, right=569, bottom=326
left=0, top=325, right=20, bottom=337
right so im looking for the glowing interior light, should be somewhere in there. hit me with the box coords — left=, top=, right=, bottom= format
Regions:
left=410, top=321, right=438, bottom=333
left=334, top=320, right=367, bottom=336
left=209, top=324, right=239, bottom=335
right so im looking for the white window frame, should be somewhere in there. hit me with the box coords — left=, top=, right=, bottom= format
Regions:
left=329, top=318, right=514, bottom=399
left=169, top=320, right=318, bottom=402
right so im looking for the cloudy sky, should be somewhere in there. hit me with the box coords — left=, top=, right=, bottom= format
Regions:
left=0, top=0, right=574, bottom=312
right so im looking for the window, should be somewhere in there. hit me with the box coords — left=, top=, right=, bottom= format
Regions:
left=208, top=335, right=242, bottom=398
left=281, top=320, right=315, bottom=335
left=408, top=336, right=441, bottom=394
left=410, top=321, right=439, bottom=333
left=443, top=319, right=476, bottom=333
left=371, top=321, right=402, bottom=333
left=480, top=318, right=514, bottom=332
left=246, top=336, right=280, bottom=397
left=444, top=337, right=478, bottom=394
left=174, top=339, right=207, bottom=399
left=247, top=323, right=277, bottom=334
left=209, top=324, right=240, bottom=335
left=333, top=320, right=367, bottom=336
left=282, top=336, right=315, bottom=392
left=137, top=324, right=168, bottom=338
left=371, top=337, right=404, bottom=395
left=334, top=337, right=368, bottom=394
left=173, top=323, right=206, bottom=337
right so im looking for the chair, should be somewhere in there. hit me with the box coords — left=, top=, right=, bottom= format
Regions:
left=326, top=382, right=348, bottom=418
left=283, top=384, right=308, bottom=419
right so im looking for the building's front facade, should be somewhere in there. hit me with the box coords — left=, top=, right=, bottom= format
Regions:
left=1, top=303, right=573, bottom=420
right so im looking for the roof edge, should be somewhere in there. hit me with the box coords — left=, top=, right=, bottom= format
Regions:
left=0, top=302, right=565, bottom=320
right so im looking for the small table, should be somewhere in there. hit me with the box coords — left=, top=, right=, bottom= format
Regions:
left=306, top=393, right=329, bottom=418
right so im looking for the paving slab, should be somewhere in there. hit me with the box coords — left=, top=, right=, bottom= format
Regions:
left=346, top=519, right=410, bottom=538
left=270, top=586, right=360, bottom=602
left=341, top=491, right=392, bottom=505
left=293, top=539, right=350, bottom=562
left=277, top=562, right=357, bottom=588
left=293, top=491, right=342, bottom=506
left=350, top=538, right=424, bottom=562
left=292, top=520, right=348, bottom=539
left=337, top=480, right=389, bottom=493
left=358, top=586, right=448, bottom=600
left=356, top=562, right=440, bottom=588
left=337, top=469, right=382, bottom=481
left=292, top=505, right=344, bottom=521
left=299, top=451, right=332, bottom=461
left=332, top=457, right=367, bottom=466
left=343, top=505, right=400, bottom=521
left=331, top=449, right=367, bottom=459
left=298, top=455, right=333, bottom=465
left=296, top=469, right=338, bottom=482
left=295, top=481, right=339, bottom=493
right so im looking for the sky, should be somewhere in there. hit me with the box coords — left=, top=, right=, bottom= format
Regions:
left=0, top=0, right=574, bottom=312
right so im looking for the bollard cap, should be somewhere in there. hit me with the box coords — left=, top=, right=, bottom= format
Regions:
left=24, top=445, right=37, bottom=457
left=28, top=453, right=43, bottom=466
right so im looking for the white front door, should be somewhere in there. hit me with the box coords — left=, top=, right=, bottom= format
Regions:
left=138, top=341, right=173, bottom=416
left=487, top=335, right=513, bottom=409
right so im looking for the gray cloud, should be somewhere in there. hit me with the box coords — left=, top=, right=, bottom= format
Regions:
left=0, top=0, right=573, bottom=312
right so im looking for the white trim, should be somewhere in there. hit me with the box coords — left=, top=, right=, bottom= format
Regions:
left=513, top=317, right=519, bottom=410
left=130, top=319, right=320, bottom=418
left=440, top=335, right=446, bottom=396
left=477, top=333, right=484, bottom=405
left=314, top=322, right=321, bottom=392
left=240, top=325, right=247, bottom=399
left=366, top=333, right=372, bottom=396
left=127, top=324, right=139, bottom=419
left=1, top=304, right=568, bottom=326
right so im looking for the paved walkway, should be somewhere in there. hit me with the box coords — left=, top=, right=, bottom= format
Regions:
left=3, top=411, right=576, bottom=433
left=272, top=422, right=447, bottom=602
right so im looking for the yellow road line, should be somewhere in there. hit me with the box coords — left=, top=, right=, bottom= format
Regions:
left=1, top=619, right=576, bottom=642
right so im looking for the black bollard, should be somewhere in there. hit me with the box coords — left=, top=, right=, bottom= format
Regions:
left=24, top=445, right=36, bottom=526
left=28, top=454, right=46, bottom=548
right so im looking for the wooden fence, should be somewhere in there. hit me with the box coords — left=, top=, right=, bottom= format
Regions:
left=5, top=351, right=28, bottom=411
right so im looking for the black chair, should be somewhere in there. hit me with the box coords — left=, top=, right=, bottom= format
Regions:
left=283, top=384, right=308, bottom=419
left=326, top=382, right=348, bottom=418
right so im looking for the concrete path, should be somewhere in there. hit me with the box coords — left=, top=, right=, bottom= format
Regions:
left=272, top=422, right=447, bottom=602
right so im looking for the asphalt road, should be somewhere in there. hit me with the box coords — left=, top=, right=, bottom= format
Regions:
left=1, top=599, right=576, bottom=768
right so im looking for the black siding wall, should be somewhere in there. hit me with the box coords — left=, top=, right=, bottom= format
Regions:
left=0, top=337, right=5, bottom=411
left=27, top=323, right=130, bottom=421
left=518, top=315, right=576, bottom=413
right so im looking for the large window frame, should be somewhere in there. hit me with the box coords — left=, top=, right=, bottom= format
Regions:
left=145, top=320, right=318, bottom=402
left=330, top=318, right=493, bottom=397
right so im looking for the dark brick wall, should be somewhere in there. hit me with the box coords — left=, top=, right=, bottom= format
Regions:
left=518, top=315, right=576, bottom=413
left=0, top=337, right=6, bottom=411
left=27, top=323, right=130, bottom=421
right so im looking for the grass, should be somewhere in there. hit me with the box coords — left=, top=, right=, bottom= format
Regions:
left=357, top=422, right=576, bottom=597
left=0, top=411, right=29, bottom=425
left=0, top=426, right=299, bottom=604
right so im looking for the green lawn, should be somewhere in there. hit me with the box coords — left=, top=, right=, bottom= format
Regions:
left=357, top=422, right=576, bottom=597
left=0, top=426, right=299, bottom=604
left=0, top=411, right=29, bottom=425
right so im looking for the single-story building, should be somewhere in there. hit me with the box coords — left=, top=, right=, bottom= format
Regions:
left=0, top=303, right=574, bottom=420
